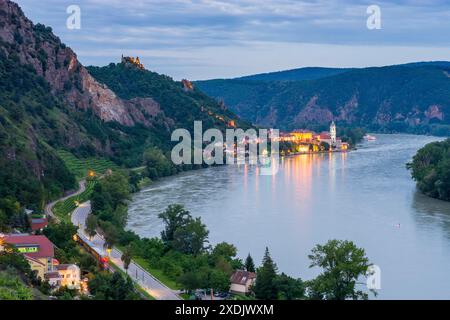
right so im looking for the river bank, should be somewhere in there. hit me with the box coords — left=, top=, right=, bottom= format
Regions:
left=127, top=134, right=450, bottom=299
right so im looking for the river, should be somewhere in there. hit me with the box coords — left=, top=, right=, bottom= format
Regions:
left=127, top=134, right=450, bottom=299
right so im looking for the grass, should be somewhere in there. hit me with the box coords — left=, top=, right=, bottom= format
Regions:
left=52, top=180, right=97, bottom=222
left=57, top=150, right=118, bottom=180
left=132, top=257, right=182, bottom=291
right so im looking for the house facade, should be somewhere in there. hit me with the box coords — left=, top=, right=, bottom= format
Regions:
left=230, top=270, right=257, bottom=295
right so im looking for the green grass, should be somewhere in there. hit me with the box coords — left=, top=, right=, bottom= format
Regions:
left=57, top=150, right=119, bottom=180
left=52, top=180, right=97, bottom=222
left=132, top=257, right=182, bottom=290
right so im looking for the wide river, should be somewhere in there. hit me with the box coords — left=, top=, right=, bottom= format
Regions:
left=127, top=134, right=450, bottom=299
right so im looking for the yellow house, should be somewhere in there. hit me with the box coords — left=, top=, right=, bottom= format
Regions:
left=3, top=234, right=55, bottom=279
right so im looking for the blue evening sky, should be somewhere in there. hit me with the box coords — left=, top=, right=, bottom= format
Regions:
left=14, top=0, right=450, bottom=80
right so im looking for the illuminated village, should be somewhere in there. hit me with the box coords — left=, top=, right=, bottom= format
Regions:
left=275, top=121, right=349, bottom=154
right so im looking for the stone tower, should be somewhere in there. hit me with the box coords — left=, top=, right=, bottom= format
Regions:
left=330, top=121, right=337, bottom=146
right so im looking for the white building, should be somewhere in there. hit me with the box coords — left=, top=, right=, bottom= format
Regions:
left=55, top=264, right=81, bottom=290
left=330, top=121, right=337, bottom=146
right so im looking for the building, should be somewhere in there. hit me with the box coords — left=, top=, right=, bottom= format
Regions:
left=290, top=130, right=314, bottom=142
left=3, top=234, right=55, bottom=279
left=45, top=272, right=62, bottom=288
left=230, top=270, right=256, bottom=295
left=56, top=264, right=81, bottom=290
left=121, top=55, right=144, bottom=69
left=330, top=121, right=337, bottom=146
left=31, top=218, right=48, bottom=233
left=181, top=79, right=194, bottom=92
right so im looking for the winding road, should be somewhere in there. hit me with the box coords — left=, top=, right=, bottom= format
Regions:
left=45, top=180, right=86, bottom=222
left=71, top=202, right=181, bottom=300
left=45, top=178, right=181, bottom=300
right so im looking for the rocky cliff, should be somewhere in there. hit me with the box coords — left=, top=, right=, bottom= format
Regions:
left=0, top=0, right=162, bottom=127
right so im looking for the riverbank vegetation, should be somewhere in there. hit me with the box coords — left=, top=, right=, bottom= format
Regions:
left=408, top=138, right=450, bottom=201
left=87, top=170, right=375, bottom=300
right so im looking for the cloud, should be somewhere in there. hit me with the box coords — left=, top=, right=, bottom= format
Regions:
left=14, top=0, right=450, bottom=79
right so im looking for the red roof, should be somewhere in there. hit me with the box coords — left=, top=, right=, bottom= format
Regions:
left=31, top=218, right=48, bottom=231
left=230, top=270, right=256, bottom=285
left=4, top=234, right=54, bottom=259
left=320, top=132, right=331, bottom=140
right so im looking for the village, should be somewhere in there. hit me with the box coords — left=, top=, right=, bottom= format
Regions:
left=274, top=121, right=349, bottom=155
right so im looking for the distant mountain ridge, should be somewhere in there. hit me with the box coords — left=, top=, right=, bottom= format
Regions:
left=196, top=62, right=450, bottom=134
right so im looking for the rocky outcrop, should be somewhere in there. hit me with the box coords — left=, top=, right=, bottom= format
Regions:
left=0, top=0, right=158, bottom=127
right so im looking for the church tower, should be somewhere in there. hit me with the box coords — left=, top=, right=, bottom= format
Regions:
left=330, top=121, right=337, bottom=146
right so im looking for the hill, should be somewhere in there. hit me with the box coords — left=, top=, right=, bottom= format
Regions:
left=235, top=67, right=353, bottom=82
left=197, top=63, right=450, bottom=134
left=0, top=0, right=245, bottom=214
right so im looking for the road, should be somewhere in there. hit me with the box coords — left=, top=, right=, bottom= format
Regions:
left=45, top=180, right=86, bottom=221
left=72, top=201, right=181, bottom=300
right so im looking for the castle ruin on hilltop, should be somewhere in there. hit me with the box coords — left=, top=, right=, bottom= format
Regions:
left=121, top=55, right=144, bottom=69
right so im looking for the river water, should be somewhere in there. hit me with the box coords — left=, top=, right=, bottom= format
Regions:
left=127, top=134, right=450, bottom=299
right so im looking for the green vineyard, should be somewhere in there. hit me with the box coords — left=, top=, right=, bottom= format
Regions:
left=57, top=150, right=118, bottom=180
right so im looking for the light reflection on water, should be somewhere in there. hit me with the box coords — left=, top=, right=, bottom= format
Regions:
left=127, top=134, right=450, bottom=299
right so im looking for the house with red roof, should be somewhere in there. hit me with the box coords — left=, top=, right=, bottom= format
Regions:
left=230, top=270, right=256, bottom=295
left=31, top=218, right=48, bottom=232
left=3, top=234, right=55, bottom=279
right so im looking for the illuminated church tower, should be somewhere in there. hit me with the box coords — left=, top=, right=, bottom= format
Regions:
left=330, top=121, right=337, bottom=146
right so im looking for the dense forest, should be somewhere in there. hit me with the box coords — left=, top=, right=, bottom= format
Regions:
left=408, top=139, right=450, bottom=201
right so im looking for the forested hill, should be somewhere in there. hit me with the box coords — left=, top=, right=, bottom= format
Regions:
left=87, top=63, right=247, bottom=135
left=197, top=63, right=450, bottom=134
left=0, top=0, right=246, bottom=216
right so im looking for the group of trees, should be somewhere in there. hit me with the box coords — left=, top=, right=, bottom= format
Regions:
left=252, top=240, right=374, bottom=300
left=408, top=139, right=450, bottom=201
left=0, top=197, right=29, bottom=232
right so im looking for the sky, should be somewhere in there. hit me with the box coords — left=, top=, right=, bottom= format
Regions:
left=14, top=0, right=450, bottom=80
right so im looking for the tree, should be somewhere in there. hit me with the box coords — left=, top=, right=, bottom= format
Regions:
left=159, top=204, right=192, bottom=245
left=85, top=215, right=98, bottom=241
left=144, top=147, right=173, bottom=179
left=253, top=247, right=278, bottom=299
left=178, top=271, right=205, bottom=292
left=88, top=272, right=139, bottom=300
left=245, top=253, right=255, bottom=272
left=275, top=273, right=305, bottom=300
left=306, top=239, right=374, bottom=300
left=121, top=246, right=132, bottom=274
left=212, top=242, right=237, bottom=262
left=208, top=269, right=231, bottom=292
left=172, top=217, right=209, bottom=255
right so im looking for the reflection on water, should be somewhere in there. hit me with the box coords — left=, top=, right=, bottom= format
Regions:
left=127, top=134, right=450, bottom=299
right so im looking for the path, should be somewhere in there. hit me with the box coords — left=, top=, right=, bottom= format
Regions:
left=45, top=180, right=86, bottom=221
left=72, top=201, right=181, bottom=300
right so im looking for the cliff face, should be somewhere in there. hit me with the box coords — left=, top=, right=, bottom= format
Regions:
left=0, top=0, right=159, bottom=127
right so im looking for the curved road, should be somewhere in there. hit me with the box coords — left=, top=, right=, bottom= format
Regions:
left=45, top=180, right=86, bottom=221
left=72, top=201, right=181, bottom=300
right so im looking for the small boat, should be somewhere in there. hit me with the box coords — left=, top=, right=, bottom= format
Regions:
left=364, top=134, right=377, bottom=141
